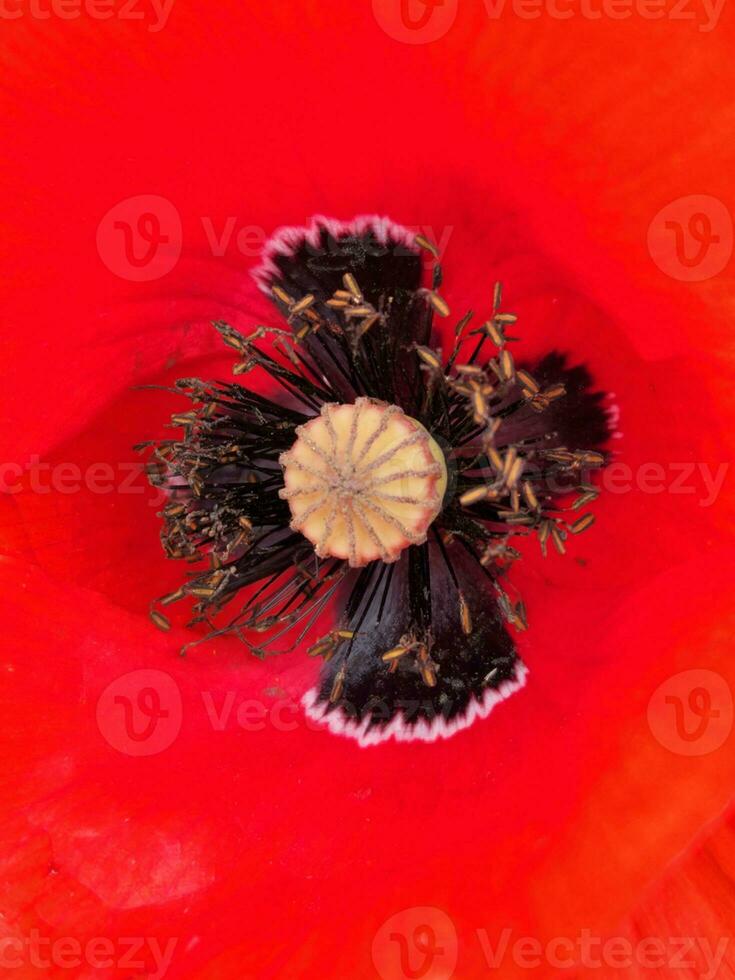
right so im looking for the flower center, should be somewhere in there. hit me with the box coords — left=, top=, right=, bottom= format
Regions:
left=280, top=397, right=447, bottom=567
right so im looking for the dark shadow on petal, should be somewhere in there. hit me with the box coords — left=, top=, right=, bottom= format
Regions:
left=530, top=352, right=612, bottom=454
left=254, top=217, right=434, bottom=412
left=311, top=542, right=521, bottom=739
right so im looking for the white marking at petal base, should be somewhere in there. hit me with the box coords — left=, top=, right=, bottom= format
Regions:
left=301, top=663, right=528, bottom=748
left=251, top=214, right=420, bottom=294
left=604, top=392, right=623, bottom=441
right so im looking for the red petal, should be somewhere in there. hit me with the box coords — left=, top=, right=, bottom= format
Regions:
left=2, top=3, right=735, bottom=975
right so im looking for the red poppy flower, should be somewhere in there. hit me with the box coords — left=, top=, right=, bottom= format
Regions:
left=2, top=2, right=735, bottom=978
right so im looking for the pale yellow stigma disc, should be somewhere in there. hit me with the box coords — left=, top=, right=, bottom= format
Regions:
left=279, top=398, right=448, bottom=567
